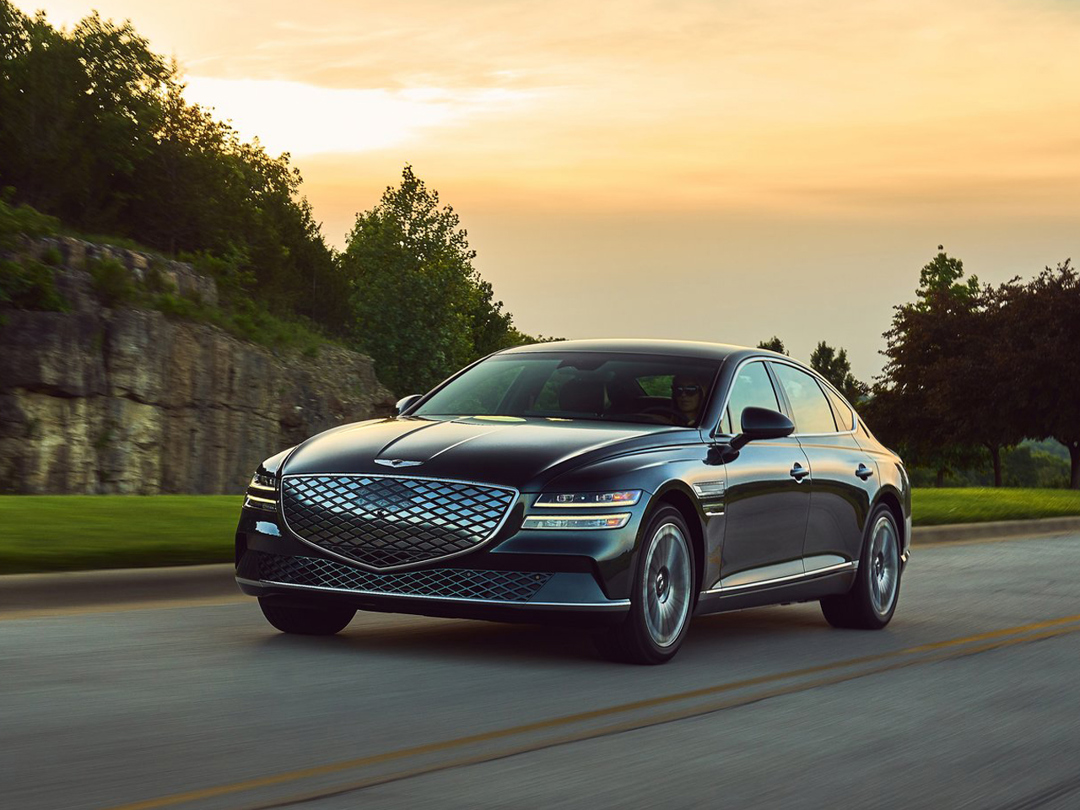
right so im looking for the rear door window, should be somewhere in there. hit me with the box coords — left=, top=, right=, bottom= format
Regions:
left=771, top=364, right=837, bottom=434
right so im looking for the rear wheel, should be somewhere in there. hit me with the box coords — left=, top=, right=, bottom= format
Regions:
left=821, top=505, right=901, bottom=630
left=594, top=506, right=695, bottom=664
left=258, top=597, right=356, bottom=636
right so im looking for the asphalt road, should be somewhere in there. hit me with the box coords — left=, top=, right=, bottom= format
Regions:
left=3, top=533, right=1080, bottom=810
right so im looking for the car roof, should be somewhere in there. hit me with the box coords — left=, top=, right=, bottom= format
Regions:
left=497, top=338, right=787, bottom=364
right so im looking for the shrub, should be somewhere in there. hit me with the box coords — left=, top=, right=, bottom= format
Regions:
left=0, top=259, right=69, bottom=312
left=88, top=258, right=135, bottom=307
left=0, top=193, right=60, bottom=250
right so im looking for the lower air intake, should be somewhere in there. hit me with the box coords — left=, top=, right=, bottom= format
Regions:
left=253, top=552, right=552, bottom=603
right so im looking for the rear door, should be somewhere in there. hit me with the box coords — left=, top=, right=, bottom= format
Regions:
left=769, top=362, right=875, bottom=571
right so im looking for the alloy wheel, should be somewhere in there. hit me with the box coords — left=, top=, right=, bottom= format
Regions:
left=642, top=522, right=692, bottom=647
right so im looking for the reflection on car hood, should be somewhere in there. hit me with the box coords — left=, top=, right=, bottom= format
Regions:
left=282, top=416, right=688, bottom=490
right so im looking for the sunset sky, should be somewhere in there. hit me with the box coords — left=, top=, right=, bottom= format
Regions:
left=17, top=0, right=1080, bottom=379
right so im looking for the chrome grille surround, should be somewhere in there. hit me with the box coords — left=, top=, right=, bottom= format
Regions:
left=281, top=474, right=518, bottom=571
left=252, top=552, right=552, bottom=603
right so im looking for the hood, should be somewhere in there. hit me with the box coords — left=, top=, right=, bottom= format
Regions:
left=281, top=416, right=689, bottom=490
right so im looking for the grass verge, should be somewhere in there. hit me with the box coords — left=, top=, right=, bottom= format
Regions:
left=0, top=495, right=238, bottom=574
left=2, top=488, right=1080, bottom=574
left=912, top=488, right=1080, bottom=526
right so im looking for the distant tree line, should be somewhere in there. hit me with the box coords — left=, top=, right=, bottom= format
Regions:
left=0, top=2, right=540, bottom=393
left=866, top=248, right=1079, bottom=490
left=759, top=248, right=1080, bottom=490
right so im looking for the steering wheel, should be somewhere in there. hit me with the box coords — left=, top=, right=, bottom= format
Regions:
left=638, top=404, right=682, bottom=424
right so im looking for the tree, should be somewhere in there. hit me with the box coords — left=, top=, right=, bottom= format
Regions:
left=872, top=247, right=1019, bottom=486
left=998, top=261, right=1080, bottom=488
left=341, top=166, right=532, bottom=393
left=757, top=336, right=787, bottom=354
left=810, top=342, right=867, bottom=403
left=0, top=2, right=351, bottom=334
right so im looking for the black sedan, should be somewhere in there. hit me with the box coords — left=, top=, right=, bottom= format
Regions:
left=235, top=340, right=910, bottom=664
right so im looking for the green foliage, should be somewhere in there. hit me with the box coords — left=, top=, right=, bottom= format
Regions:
left=0, top=3, right=536, bottom=394
left=992, top=261, right=1080, bottom=489
left=757, top=336, right=788, bottom=354
left=0, top=192, right=60, bottom=249
left=0, top=258, right=68, bottom=311
left=150, top=290, right=325, bottom=354
left=342, top=166, right=533, bottom=393
left=870, top=247, right=1080, bottom=489
left=871, top=246, right=1020, bottom=487
left=141, top=263, right=174, bottom=295
left=809, top=341, right=867, bottom=403
left=915, top=246, right=979, bottom=306
left=908, top=444, right=1070, bottom=489
left=0, top=2, right=349, bottom=335
left=87, top=257, right=136, bottom=307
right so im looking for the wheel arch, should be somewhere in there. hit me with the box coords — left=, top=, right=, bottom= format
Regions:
left=872, top=487, right=906, bottom=551
left=647, top=482, right=707, bottom=601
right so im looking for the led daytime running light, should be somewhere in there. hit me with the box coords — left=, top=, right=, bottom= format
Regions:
left=521, top=513, right=632, bottom=531
left=534, top=490, right=641, bottom=507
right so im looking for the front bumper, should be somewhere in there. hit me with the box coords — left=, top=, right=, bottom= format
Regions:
left=235, top=503, right=638, bottom=626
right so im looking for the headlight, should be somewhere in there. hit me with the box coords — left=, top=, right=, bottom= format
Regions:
left=533, top=490, right=642, bottom=507
left=522, top=513, right=632, bottom=531
left=244, top=468, right=278, bottom=513
left=250, top=470, right=276, bottom=490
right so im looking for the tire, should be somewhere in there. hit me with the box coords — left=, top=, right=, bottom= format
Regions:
left=821, top=505, right=902, bottom=630
left=258, top=597, right=356, bottom=636
left=594, top=505, right=696, bottom=664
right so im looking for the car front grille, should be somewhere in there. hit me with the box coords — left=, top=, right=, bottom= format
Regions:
left=281, top=475, right=517, bottom=570
left=251, top=551, right=552, bottom=603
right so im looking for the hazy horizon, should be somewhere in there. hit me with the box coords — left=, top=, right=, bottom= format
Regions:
left=15, top=0, right=1080, bottom=379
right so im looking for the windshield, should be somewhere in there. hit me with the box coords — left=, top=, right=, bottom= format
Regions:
left=414, top=352, right=720, bottom=427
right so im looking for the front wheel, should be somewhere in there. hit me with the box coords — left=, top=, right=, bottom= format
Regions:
left=259, top=597, right=356, bottom=636
left=821, top=505, right=902, bottom=630
left=594, top=506, right=695, bottom=664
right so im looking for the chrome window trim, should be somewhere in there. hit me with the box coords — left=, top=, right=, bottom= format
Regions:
left=712, top=356, right=859, bottom=439
left=236, top=576, right=631, bottom=610
left=702, top=561, right=856, bottom=595
left=278, top=473, right=520, bottom=573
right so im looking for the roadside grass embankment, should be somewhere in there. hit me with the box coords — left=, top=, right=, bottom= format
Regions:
left=911, top=488, right=1080, bottom=526
left=0, top=495, right=238, bottom=574
left=2, top=488, right=1080, bottom=574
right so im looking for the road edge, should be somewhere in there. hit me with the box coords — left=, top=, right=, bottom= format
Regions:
left=3, top=517, right=1079, bottom=613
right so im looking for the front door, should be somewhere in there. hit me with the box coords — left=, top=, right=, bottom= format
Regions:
left=712, top=360, right=811, bottom=589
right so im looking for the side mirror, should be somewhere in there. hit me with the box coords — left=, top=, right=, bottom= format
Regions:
left=394, top=394, right=423, bottom=416
left=730, top=407, right=795, bottom=451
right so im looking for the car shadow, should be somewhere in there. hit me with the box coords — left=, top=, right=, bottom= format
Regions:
left=252, top=603, right=834, bottom=666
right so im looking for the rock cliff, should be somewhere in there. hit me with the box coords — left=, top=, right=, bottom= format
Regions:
left=0, top=238, right=396, bottom=494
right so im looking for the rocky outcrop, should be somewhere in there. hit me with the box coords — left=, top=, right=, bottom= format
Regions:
left=0, top=238, right=395, bottom=494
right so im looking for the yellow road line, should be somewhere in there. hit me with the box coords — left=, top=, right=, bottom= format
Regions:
left=104, top=612, right=1080, bottom=810
left=0, top=595, right=247, bottom=621
left=238, top=620, right=1080, bottom=810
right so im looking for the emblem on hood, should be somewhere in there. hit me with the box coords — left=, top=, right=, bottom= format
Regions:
left=375, top=458, right=424, bottom=468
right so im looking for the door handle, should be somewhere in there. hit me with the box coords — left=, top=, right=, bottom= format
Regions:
left=789, top=463, right=810, bottom=482
left=856, top=463, right=874, bottom=481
